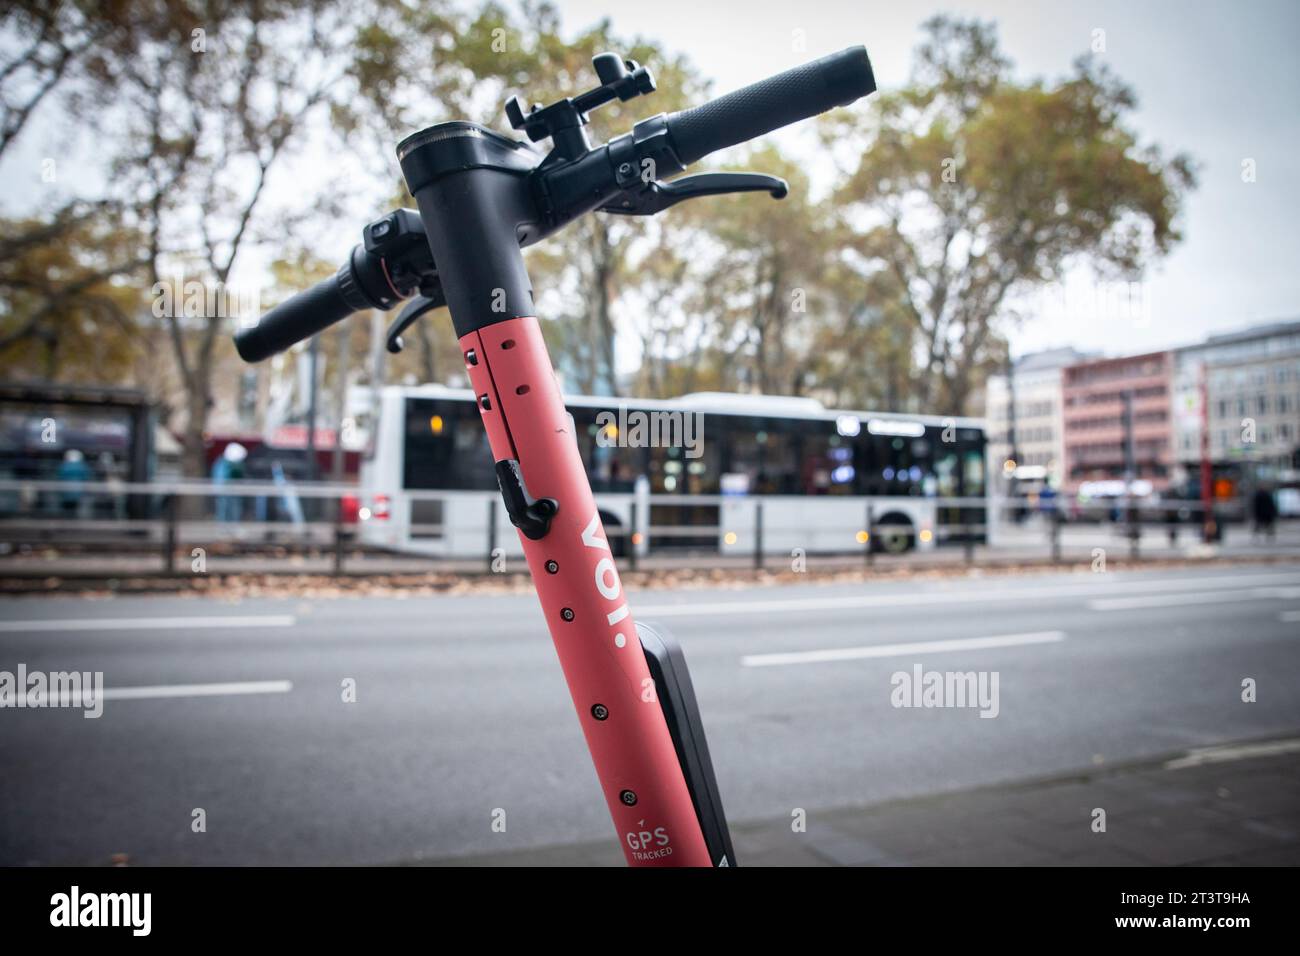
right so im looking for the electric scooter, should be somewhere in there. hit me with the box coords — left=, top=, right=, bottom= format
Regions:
left=234, top=46, right=877, bottom=867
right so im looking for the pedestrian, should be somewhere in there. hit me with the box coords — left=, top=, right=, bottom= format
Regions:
left=56, top=449, right=92, bottom=518
left=1251, top=486, right=1277, bottom=541
left=212, top=442, right=248, bottom=522
left=1164, top=498, right=1180, bottom=547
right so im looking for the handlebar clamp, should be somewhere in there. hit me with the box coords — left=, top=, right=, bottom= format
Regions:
left=506, top=53, right=656, bottom=160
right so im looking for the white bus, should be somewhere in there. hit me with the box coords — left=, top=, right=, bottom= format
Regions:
left=357, top=385, right=988, bottom=558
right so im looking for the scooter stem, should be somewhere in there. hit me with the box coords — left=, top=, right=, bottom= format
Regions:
left=461, top=314, right=713, bottom=867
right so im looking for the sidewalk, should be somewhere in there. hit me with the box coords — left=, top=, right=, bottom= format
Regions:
left=4, top=543, right=1300, bottom=596
left=416, top=736, right=1300, bottom=866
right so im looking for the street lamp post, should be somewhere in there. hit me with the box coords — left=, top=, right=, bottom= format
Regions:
left=306, top=335, right=320, bottom=484
left=1121, top=389, right=1139, bottom=557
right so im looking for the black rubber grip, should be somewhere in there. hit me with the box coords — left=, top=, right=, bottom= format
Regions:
left=234, top=273, right=356, bottom=363
left=665, top=46, right=875, bottom=166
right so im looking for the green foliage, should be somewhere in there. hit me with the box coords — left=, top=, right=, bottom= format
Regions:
left=827, top=15, right=1195, bottom=414
left=0, top=204, right=146, bottom=384
left=0, top=4, right=1197, bottom=455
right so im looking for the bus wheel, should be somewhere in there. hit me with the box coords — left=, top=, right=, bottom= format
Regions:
left=874, top=515, right=914, bottom=554
left=598, top=511, right=627, bottom=558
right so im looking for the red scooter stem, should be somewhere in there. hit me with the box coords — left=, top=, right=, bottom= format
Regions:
left=460, top=315, right=713, bottom=867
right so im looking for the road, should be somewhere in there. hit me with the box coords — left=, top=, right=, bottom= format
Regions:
left=1, top=563, right=1298, bottom=864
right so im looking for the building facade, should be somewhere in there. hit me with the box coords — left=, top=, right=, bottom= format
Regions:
left=1171, top=320, right=1300, bottom=490
left=1061, top=351, right=1174, bottom=494
left=984, top=347, right=1089, bottom=489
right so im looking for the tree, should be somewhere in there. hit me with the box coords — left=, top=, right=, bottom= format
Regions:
left=0, top=4, right=177, bottom=388
left=441, top=2, right=708, bottom=396
left=619, top=205, right=718, bottom=397
left=0, top=207, right=145, bottom=382
left=827, top=16, right=1196, bottom=414
left=0, top=2, right=137, bottom=159
left=100, top=0, right=464, bottom=476
left=682, top=146, right=834, bottom=396
left=804, top=257, right=920, bottom=412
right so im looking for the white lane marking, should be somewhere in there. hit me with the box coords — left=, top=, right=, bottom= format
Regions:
left=1269, top=587, right=1300, bottom=598
left=741, top=630, right=1066, bottom=668
left=1090, top=586, right=1300, bottom=611
left=48, top=680, right=293, bottom=706
left=0, top=615, right=297, bottom=633
left=637, top=572, right=1300, bottom=618
left=1164, top=737, right=1300, bottom=770
left=1280, top=610, right=1300, bottom=622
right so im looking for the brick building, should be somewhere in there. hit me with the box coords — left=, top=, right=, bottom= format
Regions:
left=1061, top=351, right=1174, bottom=494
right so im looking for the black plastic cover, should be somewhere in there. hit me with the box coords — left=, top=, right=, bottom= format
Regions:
left=396, top=122, right=539, bottom=194
left=637, top=620, right=737, bottom=867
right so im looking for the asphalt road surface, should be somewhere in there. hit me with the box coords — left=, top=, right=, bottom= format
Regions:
left=2, top=563, right=1298, bottom=865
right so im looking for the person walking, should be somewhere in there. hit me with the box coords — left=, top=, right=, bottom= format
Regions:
left=212, top=442, right=248, bottom=522
left=1252, top=485, right=1278, bottom=542
left=55, top=449, right=93, bottom=519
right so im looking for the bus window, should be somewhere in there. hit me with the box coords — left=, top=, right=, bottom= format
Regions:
left=954, top=428, right=986, bottom=498
left=856, top=433, right=881, bottom=495
left=794, top=423, right=852, bottom=495
left=935, top=450, right=959, bottom=498
left=871, top=436, right=926, bottom=496
left=962, top=448, right=986, bottom=497
left=681, top=413, right=720, bottom=494
left=402, top=398, right=495, bottom=490
left=647, top=419, right=719, bottom=494
left=757, top=420, right=801, bottom=494
left=572, top=405, right=646, bottom=492
left=859, top=433, right=914, bottom=496
left=721, top=416, right=762, bottom=493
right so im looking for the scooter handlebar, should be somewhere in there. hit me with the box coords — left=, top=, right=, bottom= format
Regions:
left=664, top=45, right=875, bottom=167
left=233, top=271, right=355, bottom=363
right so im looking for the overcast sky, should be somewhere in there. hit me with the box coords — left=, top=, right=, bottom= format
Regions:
left=548, top=0, right=1300, bottom=358
left=4, top=0, right=1297, bottom=362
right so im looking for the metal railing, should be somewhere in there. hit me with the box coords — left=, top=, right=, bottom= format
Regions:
left=0, top=478, right=1287, bottom=581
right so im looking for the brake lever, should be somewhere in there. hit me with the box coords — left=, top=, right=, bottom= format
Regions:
left=385, top=282, right=448, bottom=353
left=599, top=172, right=788, bottom=217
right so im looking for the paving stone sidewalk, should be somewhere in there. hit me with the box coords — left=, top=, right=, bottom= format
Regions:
left=417, top=737, right=1300, bottom=866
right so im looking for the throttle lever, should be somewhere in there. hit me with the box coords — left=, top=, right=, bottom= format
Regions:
left=600, top=172, right=788, bottom=217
